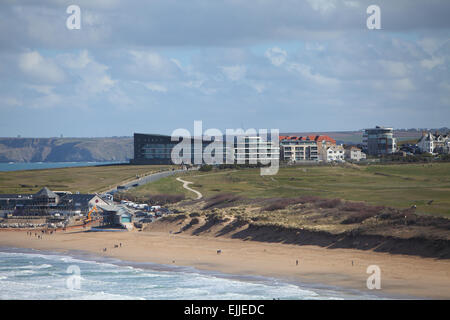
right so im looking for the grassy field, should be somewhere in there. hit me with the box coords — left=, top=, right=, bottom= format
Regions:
left=127, top=163, right=450, bottom=217
left=0, top=165, right=174, bottom=194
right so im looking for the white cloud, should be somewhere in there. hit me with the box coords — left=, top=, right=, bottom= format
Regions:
left=63, top=51, right=116, bottom=94
left=418, top=38, right=443, bottom=55
left=27, top=85, right=62, bottom=109
left=288, top=63, right=339, bottom=86
left=0, top=96, right=22, bottom=108
left=221, top=65, right=246, bottom=81
left=306, top=0, right=337, bottom=14
left=393, top=78, right=415, bottom=91
left=265, top=47, right=287, bottom=66
left=182, top=80, right=204, bottom=88
left=142, top=82, right=168, bottom=93
left=126, top=50, right=180, bottom=80
left=439, top=81, right=450, bottom=92
left=343, top=1, right=360, bottom=8
left=18, top=51, right=65, bottom=83
left=379, top=60, right=410, bottom=77
left=62, top=50, right=91, bottom=69
left=247, top=81, right=266, bottom=94
left=421, top=56, right=445, bottom=70
left=305, top=43, right=325, bottom=51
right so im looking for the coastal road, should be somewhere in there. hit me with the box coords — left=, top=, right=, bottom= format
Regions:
left=176, top=177, right=203, bottom=200
left=106, top=169, right=187, bottom=194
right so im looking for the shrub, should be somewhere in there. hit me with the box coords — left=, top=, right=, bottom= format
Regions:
left=199, top=165, right=213, bottom=172
left=261, top=196, right=322, bottom=211
left=202, top=193, right=242, bottom=209
left=317, top=198, right=342, bottom=209
left=189, top=212, right=201, bottom=217
left=148, top=194, right=185, bottom=205
left=262, top=202, right=288, bottom=211
left=341, top=205, right=385, bottom=224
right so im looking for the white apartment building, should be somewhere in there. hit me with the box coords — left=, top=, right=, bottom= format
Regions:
left=234, top=136, right=279, bottom=164
left=280, top=137, right=319, bottom=162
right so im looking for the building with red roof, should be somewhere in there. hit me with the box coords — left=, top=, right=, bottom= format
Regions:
left=279, top=135, right=336, bottom=162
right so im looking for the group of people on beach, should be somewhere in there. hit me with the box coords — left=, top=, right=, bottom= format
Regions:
left=26, top=229, right=56, bottom=240
left=103, top=242, right=122, bottom=252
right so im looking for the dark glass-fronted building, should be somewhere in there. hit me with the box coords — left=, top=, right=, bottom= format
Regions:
left=131, top=133, right=178, bottom=165
left=131, top=133, right=218, bottom=165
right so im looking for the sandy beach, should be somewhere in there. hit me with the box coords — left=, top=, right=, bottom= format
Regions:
left=1, top=228, right=449, bottom=299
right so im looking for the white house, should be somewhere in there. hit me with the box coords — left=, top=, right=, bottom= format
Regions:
left=323, top=145, right=345, bottom=162
left=417, top=132, right=434, bottom=153
left=417, top=132, right=450, bottom=154
left=345, top=146, right=366, bottom=161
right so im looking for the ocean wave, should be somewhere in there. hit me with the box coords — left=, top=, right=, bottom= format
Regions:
left=0, top=248, right=382, bottom=300
left=16, top=264, right=53, bottom=270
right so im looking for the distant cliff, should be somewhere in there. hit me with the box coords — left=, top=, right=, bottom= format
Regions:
left=0, top=137, right=133, bottom=162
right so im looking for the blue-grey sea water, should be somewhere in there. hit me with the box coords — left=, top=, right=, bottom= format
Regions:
left=0, top=248, right=391, bottom=300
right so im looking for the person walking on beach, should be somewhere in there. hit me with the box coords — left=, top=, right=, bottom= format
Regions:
left=296, top=260, right=299, bottom=266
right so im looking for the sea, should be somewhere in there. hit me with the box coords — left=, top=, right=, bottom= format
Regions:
left=0, top=161, right=127, bottom=172
left=0, top=247, right=391, bottom=300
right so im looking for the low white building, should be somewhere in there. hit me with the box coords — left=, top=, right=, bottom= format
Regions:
left=345, top=146, right=366, bottom=161
left=322, top=145, right=345, bottom=162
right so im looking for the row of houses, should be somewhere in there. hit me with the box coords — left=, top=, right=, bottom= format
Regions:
left=132, top=132, right=368, bottom=165
left=134, top=126, right=450, bottom=165
left=279, top=135, right=366, bottom=163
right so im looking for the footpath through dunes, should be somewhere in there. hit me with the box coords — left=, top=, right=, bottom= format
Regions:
left=176, top=177, right=203, bottom=199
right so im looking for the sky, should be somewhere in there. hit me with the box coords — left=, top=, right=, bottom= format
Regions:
left=0, top=0, right=449, bottom=137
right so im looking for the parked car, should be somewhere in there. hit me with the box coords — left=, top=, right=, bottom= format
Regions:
left=135, top=211, right=148, bottom=217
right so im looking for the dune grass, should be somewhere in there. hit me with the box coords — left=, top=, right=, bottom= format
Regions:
left=127, top=163, right=450, bottom=217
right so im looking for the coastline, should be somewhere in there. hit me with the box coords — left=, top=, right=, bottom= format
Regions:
left=1, top=229, right=449, bottom=299
left=0, top=246, right=390, bottom=300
